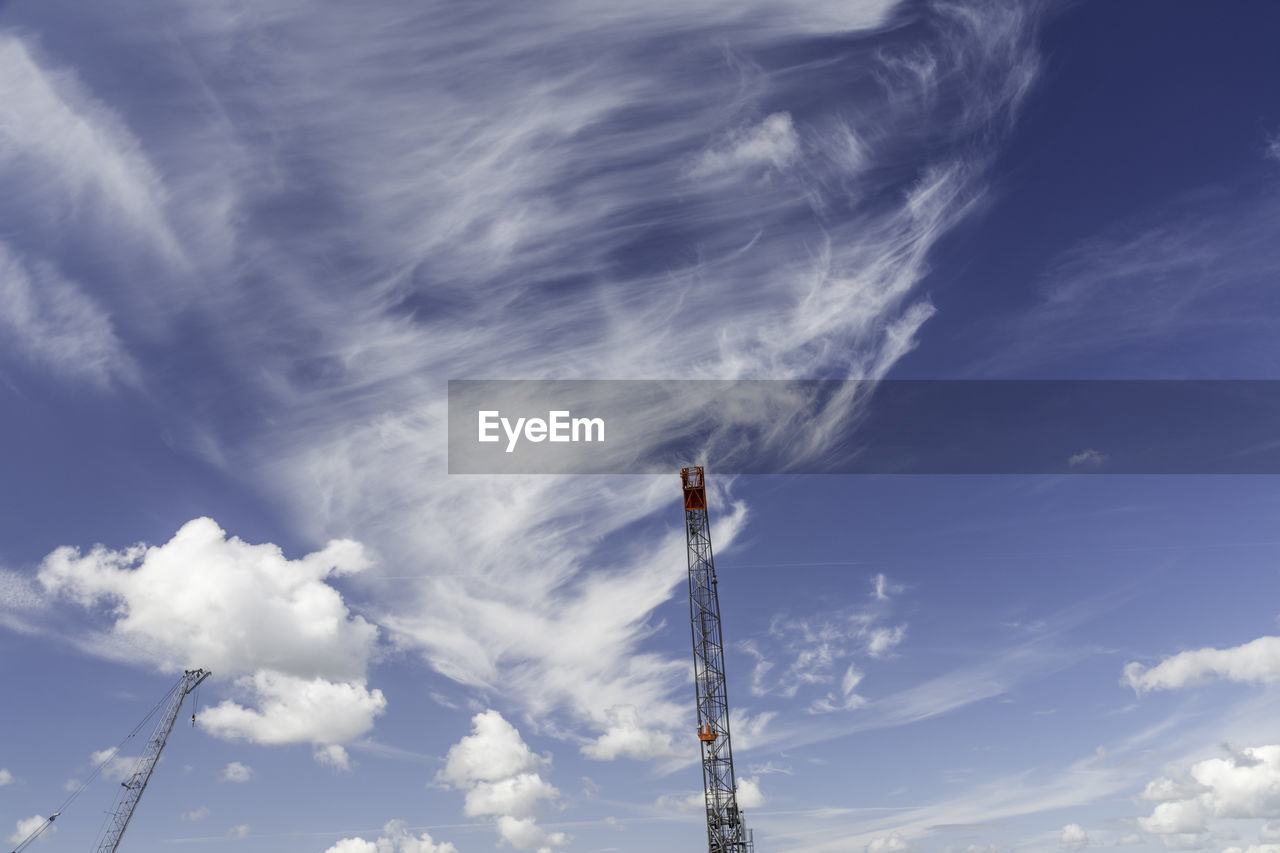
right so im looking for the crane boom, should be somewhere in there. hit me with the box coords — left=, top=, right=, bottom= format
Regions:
left=682, top=467, right=754, bottom=853
left=94, top=669, right=210, bottom=853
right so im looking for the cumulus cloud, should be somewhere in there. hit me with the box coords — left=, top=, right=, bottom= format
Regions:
left=1138, top=800, right=1207, bottom=836
left=1061, top=824, right=1090, bottom=850
left=220, top=761, right=253, bottom=783
left=1136, top=745, right=1280, bottom=848
left=227, top=824, right=250, bottom=840
left=1123, top=636, right=1280, bottom=692
left=314, top=744, right=354, bottom=772
left=321, top=819, right=458, bottom=853
left=90, top=748, right=140, bottom=783
left=736, top=776, right=765, bottom=808
left=181, top=806, right=210, bottom=821
left=38, top=518, right=384, bottom=749
left=438, top=710, right=546, bottom=786
left=437, top=711, right=566, bottom=851
left=581, top=705, right=678, bottom=761
left=655, top=790, right=707, bottom=813
left=38, top=517, right=374, bottom=678
left=1141, top=777, right=1209, bottom=803
left=0, top=768, right=12, bottom=786
left=867, top=832, right=911, bottom=853
left=200, top=671, right=386, bottom=747
left=8, top=814, right=54, bottom=846
left=495, top=815, right=569, bottom=853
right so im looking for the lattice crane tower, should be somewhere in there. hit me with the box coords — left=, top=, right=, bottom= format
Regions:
left=682, top=466, right=755, bottom=853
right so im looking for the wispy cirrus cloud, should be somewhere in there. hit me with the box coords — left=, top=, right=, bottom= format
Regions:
left=966, top=180, right=1280, bottom=378
left=0, top=244, right=139, bottom=389
left=1, top=0, right=1050, bottom=781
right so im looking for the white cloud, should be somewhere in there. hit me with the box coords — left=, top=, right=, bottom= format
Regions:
left=220, top=761, right=253, bottom=783
left=5, top=0, right=1043, bottom=786
left=495, top=815, right=569, bottom=852
left=867, top=832, right=911, bottom=853
left=201, top=671, right=386, bottom=746
left=0, top=768, right=11, bottom=786
left=1139, top=800, right=1208, bottom=836
left=437, top=710, right=565, bottom=851
left=0, top=244, right=138, bottom=389
left=1068, top=449, right=1107, bottom=468
left=762, top=598, right=906, bottom=711
left=692, top=113, right=801, bottom=178
left=1062, top=823, right=1090, bottom=850
left=1192, top=746, right=1280, bottom=818
left=38, top=517, right=374, bottom=679
left=871, top=573, right=903, bottom=601
left=314, top=744, right=353, bottom=771
left=325, top=840, right=377, bottom=853
left=321, top=819, right=458, bottom=853
left=1265, top=133, right=1280, bottom=164
left=1136, top=745, right=1280, bottom=849
left=90, top=748, right=140, bottom=783
left=581, top=705, right=677, bottom=761
left=1142, top=777, right=1209, bottom=803
left=736, top=776, right=766, bottom=809
left=181, top=806, right=211, bottom=821
left=1260, top=822, right=1280, bottom=843
left=464, top=773, right=560, bottom=820
left=868, top=625, right=907, bottom=658
left=188, top=0, right=1024, bottom=764
left=0, top=35, right=187, bottom=270
left=810, top=664, right=868, bottom=714
left=1123, top=637, right=1280, bottom=692
left=39, top=518, right=384, bottom=748
left=655, top=790, right=706, bottom=813
left=438, top=710, right=545, bottom=785
left=1115, top=836, right=1143, bottom=847
left=227, top=824, right=250, bottom=840
left=8, top=814, right=54, bottom=845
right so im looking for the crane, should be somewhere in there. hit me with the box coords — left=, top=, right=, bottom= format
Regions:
left=94, top=668, right=210, bottom=853
left=9, top=668, right=209, bottom=853
left=681, top=466, right=755, bottom=853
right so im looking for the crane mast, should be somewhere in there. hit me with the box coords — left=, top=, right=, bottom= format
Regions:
left=95, top=668, right=210, bottom=853
left=682, top=467, right=754, bottom=853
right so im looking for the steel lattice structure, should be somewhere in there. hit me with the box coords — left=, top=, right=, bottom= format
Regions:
left=682, top=466, right=754, bottom=853
left=95, top=669, right=210, bottom=853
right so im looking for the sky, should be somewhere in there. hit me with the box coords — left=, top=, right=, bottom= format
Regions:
left=2, top=1, right=1280, bottom=853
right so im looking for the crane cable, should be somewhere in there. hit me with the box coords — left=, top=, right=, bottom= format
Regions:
left=9, top=679, right=182, bottom=853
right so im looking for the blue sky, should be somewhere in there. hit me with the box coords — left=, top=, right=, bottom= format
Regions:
left=3, top=2, right=1280, bottom=853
